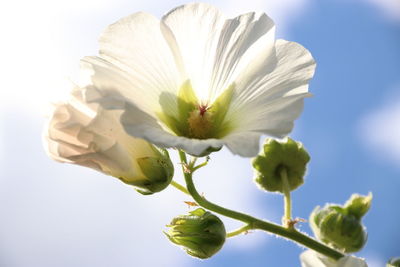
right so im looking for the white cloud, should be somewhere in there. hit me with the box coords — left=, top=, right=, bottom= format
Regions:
left=359, top=89, right=400, bottom=165
left=361, top=0, right=400, bottom=22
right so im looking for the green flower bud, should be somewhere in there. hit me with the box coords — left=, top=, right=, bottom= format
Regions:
left=344, top=193, right=372, bottom=220
left=387, top=257, right=400, bottom=267
left=310, top=193, right=372, bottom=253
left=133, top=147, right=174, bottom=195
left=252, top=138, right=310, bottom=193
left=165, top=208, right=226, bottom=259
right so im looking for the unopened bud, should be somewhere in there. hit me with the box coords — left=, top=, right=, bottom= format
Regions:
left=310, top=193, right=372, bottom=253
left=165, top=208, right=226, bottom=259
left=252, top=138, right=310, bottom=193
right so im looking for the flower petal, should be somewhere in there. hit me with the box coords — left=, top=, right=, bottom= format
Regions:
left=222, top=131, right=262, bottom=157
left=162, top=3, right=225, bottom=101
left=226, top=39, right=316, bottom=138
left=44, top=83, right=157, bottom=179
left=80, top=56, right=179, bottom=120
left=300, top=250, right=368, bottom=267
left=162, top=3, right=276, bottom=103
left=208, top=11, right=276, bottom=102
left=98, top=12, right=185, bottom=116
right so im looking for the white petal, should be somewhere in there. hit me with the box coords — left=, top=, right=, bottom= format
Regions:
left=80, top=56, right=178, bottom=119
left=162, top=3, right=226, bottom=101
left=220, top=94, right=307, bottom=157
left=300, top=250, right=368, bottom=267
left=162, top=4, right=277, bottom=103
left=226, top=39, right=316, bottom=137
left=208, top=12, right=276, bottom=102
left=44, top=84, right=155, bottom=180
left=99, top=12, right=185, bottom=116
left=222, top=131, right=262, bottom=157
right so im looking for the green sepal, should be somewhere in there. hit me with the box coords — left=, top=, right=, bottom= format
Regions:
left=158, top=80, right=197, bottom=137
left=344, top=193, right=372, bottom=220
left=165, top=208, right=226, bottom=259
left=134, top=148, right=174, bottom=195
left=252, top=138, right=310, bottom=193
left=208, top=84, right=234, bottom=138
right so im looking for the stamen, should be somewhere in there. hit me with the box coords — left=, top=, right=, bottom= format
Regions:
left=199, top=104, right=210, bottom=117
left=187, top=104, right=213, bottom=139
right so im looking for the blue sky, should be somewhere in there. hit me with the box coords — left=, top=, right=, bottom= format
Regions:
left=0, top=0, right=399, bottom=266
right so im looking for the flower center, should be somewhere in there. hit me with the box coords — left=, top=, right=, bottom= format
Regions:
left=157, top=81, right=235, bottom=140
left=187, top=104, right=213, bottom=139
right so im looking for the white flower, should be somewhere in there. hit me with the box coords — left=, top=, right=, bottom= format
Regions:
left=81, top=2, right=316, bottom=157
left=43, top=81, right=174, bottom=194
left=300, top=250, right=368, bottom=267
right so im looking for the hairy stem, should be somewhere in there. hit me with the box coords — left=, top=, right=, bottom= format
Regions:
left=281, top=167, right=292, bottom=228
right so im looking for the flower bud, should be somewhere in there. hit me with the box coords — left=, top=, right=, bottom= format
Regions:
left=344, top=193, right=372, bottom=220
left=165, top=208, right=226, bottom=259
left=252, top=138, right=310, bottom=193
left=387, top=257, right=400, bottom=267
left=44, top=84, right=174, bottom=195
left=310, top=193, right=372, bottom=253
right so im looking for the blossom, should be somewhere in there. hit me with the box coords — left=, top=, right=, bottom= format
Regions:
left=43, top=81, right=174, bottom=195
left=81, top=2, right=316, bottom=157
left=300, top=250, right=368, bottom=267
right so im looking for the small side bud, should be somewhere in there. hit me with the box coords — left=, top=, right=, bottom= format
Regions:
left=252, top=138, right=310, bottom=193
left=165, top=208, right=226, bottom=259
left=310, top=193, right=372, bottom=253
left=387, top=257, right=400, bottom=267
left=344, top=192, right=372, bottom=220
left=134, top=148, right=174, bottom=195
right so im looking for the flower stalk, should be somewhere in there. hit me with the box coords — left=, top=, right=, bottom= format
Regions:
left=170, top=181, right=190, bottom=195
left=226, top=224, right=252, bottom=238
left=281, top=167, right=293, bottom=228
left=178, top=150, right=344, bottom=261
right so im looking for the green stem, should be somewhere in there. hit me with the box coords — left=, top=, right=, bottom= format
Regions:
left=192, top=161, right=209, bottom=172
left=178, top=150, right=344, bottom=260
left=226, top=224, right=252, bottom=238
left=281, top=167, right=292, bottom=227
left=192, top=156, right=210, bottom=172
left=171, top=180, right=190, bottom=195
